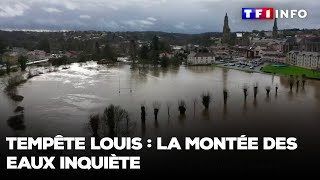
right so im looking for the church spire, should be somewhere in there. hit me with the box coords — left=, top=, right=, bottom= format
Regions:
left=222, top=12, right=231, bottom=44
left=273, top=18, right=278, bottom=29
left=224, top=13, right=228, bottom=24
left=273, top=18, right=278, bottom=38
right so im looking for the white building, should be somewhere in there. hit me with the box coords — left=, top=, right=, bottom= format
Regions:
left=171, top=45, right=185, bottom=55
left=287, top=51, right=320, bottom=69
left=187, top=52, right=216, bottom=65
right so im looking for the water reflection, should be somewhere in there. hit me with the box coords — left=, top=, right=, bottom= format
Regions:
left=242, top=101, right=247, bottom=115
left=222, top=104, right=228, bottom=120
left=201, top=109, right=210, bottom=121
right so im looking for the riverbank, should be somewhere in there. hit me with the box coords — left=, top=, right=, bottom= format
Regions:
left=261, top=65, right=320, bottom=79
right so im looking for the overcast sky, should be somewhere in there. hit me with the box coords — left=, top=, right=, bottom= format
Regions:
left=0, top=0, right=319, bottom=33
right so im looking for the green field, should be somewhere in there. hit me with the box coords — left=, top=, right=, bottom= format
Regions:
left=261, top=65, right=320, bottom=79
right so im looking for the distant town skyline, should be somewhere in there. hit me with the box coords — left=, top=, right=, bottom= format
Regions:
left=0, top=0, right=319, bottom=33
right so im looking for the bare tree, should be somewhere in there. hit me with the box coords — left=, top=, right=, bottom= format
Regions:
left=178, top=100, right=186, bottom=115
left=201, top=92, right=211, bottom=109
left=152, top=101, right=161, bottom=121
left=302, top=74, right=306, bottom=88
left=289, top=75, right=294, bottom=91
left=140, top=102, right=146, bottom=123
left=89, top=105, right=131, bottom=138
left=243, top=85, right=248, bottom=101
left=253, top=83, right=258, bottom=100
left=265, top=86, right=271, bottom=97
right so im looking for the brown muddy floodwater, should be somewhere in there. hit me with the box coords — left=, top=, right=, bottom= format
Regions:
left=0, top=62, right=320, bottom=140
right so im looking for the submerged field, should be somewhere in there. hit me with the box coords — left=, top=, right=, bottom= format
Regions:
left=261, top=65, right=320, bottom=79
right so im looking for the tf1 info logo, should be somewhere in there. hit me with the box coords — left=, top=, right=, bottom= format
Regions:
left=242, top=8, right=308, bottom=20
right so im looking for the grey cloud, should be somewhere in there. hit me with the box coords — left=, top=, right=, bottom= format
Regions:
left=43, top=7, right=61, bottom=13
left=0, top=2, right=29, bottom=17
left=0, top=0, right=319, bottom=33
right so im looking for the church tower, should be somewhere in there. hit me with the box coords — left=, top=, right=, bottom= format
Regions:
left=222, top=13, right=231, bottom=44
left=272, top=18, right=278, bottom=38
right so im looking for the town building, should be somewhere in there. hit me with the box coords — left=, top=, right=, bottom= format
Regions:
left=245, top=38, right=286, bottom=58
left=261, top=50, right=286, bottom=64
left=283, top=36, right=320, bottom=53
left=187, top=52, right=216, bottom=65
left=287, top=51, right=320, bottom=69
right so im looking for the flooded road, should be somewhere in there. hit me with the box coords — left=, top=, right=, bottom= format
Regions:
left=1, top=62, right=320, bottom=139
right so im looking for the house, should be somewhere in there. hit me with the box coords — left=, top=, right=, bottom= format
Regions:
left=187, top=52, right=216, bottom=65
left=65, top=51, right=80, bottom=59
left=287, top=51, right=320, bottom=69
left=171, top=45, right=185, bottom=55
left=2, top=52, right=19, bottom=65
left=27, top=50, right=47, bottom=61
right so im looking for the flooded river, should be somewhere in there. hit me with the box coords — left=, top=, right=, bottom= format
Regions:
left=1, top=62, right=320, bottom=139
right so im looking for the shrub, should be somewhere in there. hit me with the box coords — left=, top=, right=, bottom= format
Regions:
left=0, top=69, right=6, bottom=76
left=201, top=92, right=211, bottom=109
left=3, top=73, right=26, bottom=91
